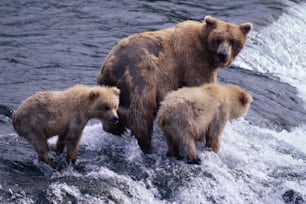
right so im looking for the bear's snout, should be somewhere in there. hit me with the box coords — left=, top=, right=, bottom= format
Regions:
left=217, top=42, right=231, bottom=66
left=217, top=51, right=228, bottom=62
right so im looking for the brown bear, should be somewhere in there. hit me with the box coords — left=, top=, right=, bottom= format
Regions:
left=12, top=85, right=120, bottom=168
left=156, top=83, right=252, bottom=164
left=96, top=16, right=252, bottom=153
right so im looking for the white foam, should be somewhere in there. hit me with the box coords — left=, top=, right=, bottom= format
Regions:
left=48, top=182, right=81, bottom=202
left=235, top=2, right=306, bottom=98
left=272, top=125, right=306, bottom=155
left=174, top=119, right=306, bottom=203
left=86, top=167, right=159, bottom=204
left=70, top=117, right=306, bottom=203
left=81, top=122, right=145, bottom=163
left=80, top=122, right=106, bottom=151
left=44, top=116, right=306, bottom=203
left=5, top=188, right=34, bottom=204
left=48, top=182, right=106, bottom=203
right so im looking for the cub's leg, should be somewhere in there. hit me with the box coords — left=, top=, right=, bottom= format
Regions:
left=66, top=128, right=83, bottom=164
left=206, top=134, right=221, bottom=153
left=165, top=133, right=183, bottom=160
left=30, top=131, right=57, bottom=169
left=182, top=137, right=201, bottom=165
left=54, top=134, right=67, bottom=154
left=206, top=109, right=228, bottom=153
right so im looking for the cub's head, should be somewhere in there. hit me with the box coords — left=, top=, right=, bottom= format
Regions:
left=225, top=85, right=252, bottom=119
left=88, top=86, right=120, bottom=124
left=204, top=16, right=252, bottom=67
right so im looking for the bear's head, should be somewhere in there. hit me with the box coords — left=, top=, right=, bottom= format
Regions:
left=88, top=86, right=120, bottom=124
left=225, top=85, right=252, bottom=119
left=204, top=16, right=252, bottom=68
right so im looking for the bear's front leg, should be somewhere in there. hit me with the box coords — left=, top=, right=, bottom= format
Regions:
left=131, top=125, right=153, bottom=154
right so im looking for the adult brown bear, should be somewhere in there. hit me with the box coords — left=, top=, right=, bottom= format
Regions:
left=97, top=16, right=252, bottom=153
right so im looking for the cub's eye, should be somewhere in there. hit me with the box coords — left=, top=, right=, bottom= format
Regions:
left=103, top=105, right=110, bottom=111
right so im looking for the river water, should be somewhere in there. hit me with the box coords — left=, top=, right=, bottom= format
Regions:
left=0, top=0, right=306, bottom=203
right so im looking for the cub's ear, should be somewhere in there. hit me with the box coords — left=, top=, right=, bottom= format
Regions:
left=204, top=16, right=217, bottom=27
left=89, top=91, right=100, bottom=101
left=239, top=92, right=252, bottom=106
left=239, top=23, right=253, bottom=35
left=111, top=87, right=120, bottom=96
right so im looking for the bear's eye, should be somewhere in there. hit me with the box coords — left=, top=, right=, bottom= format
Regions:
left=229, top=39, right=239, bottom=47
left=214, top=38, right=222, bottom=45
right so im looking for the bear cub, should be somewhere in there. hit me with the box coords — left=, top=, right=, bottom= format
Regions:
left=156, top=83, right=252, bottom=164
left=12, top=85, right=120, bottom=169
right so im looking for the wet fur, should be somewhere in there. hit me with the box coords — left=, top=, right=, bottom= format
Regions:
left=97, top=16, right=252, bottom=153
left=156, top=84, right=252, bottom=164
left=12, top=85, right=120, bottom=168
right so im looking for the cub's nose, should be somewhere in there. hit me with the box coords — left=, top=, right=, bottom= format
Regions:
left=217, top=52, right=229, bottom=62
left=110, top=116, right=119, bottom=124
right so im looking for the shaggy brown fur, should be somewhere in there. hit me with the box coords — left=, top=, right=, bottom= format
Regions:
left=156, top=84, right=252, bottom=164
left=97, top=16, right=252, bottom=153
left=12, top=85, right=120, bottom=168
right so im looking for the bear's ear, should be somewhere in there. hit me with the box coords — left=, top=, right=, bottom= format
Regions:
left=239, top=23, right=253, bottom=35
left=204, top=16, right=217, bottom=27
left=111, top=87, right=120, bottom=97
left=239, top=92, right=252, bottom=106
left=89, top=91, right=100, bottom=101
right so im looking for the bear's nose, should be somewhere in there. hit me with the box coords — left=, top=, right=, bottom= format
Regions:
left=217, top=52, right=229, bottom=62
left=110, top=116, right=119, bottom=124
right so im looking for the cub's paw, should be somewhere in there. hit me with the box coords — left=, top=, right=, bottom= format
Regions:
left=187, top=157, right=201, bottom=165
